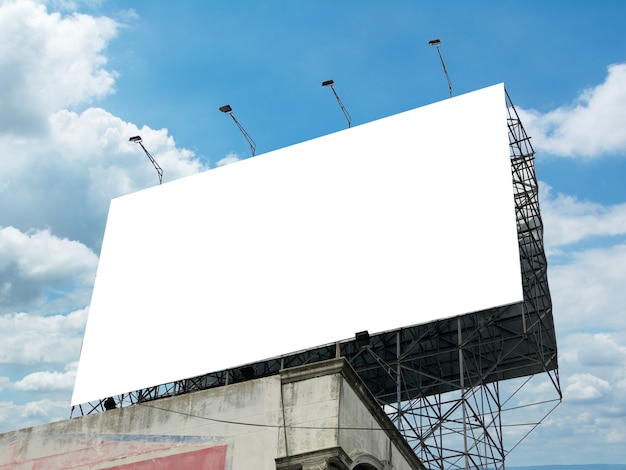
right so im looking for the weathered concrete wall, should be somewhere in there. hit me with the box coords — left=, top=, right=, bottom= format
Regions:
left=0, top=359, right=424, bottom=470
left=278, top=359, right=425, bottom=470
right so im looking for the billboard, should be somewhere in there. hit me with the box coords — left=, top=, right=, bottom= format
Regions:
left=72, top=83, right=521, bottom=406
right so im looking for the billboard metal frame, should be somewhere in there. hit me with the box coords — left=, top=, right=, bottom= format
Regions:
left=71, top=90, right=561, bottom=469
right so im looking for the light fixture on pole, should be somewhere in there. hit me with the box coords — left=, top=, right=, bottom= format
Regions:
left=322, top=79, right=352, bottom=128
left=355, top=330, right=370, bottom=349
left=428, top=38, right=453, bottom=98
left=219, top=104, right=256, bottom=158
left=129, top=135, right=163, bottom=185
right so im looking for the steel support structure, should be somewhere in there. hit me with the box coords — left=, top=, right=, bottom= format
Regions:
left=71, top=90, right=561, bottom=469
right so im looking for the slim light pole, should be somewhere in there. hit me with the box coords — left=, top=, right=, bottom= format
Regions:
left=428, top=38, right=453, bottom=98
left=129, top=135, right=163, bottom=185
left=322, top=79, right=352, bottom=128
left=219, top=104, right=256, bottom=158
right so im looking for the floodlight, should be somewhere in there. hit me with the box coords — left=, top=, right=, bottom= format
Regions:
left=428, top=38, right=453, bottom=98
left=218, top=104, right=256, bottom=158
left=356, top=330, right=370, bottom=348
left=321, top=79, right=352, bottom=128
left=240, top=366, right=255, bottom=381
left=103, top=397, right=116, bottom=410
left=129, top=135, right=164, bottom=185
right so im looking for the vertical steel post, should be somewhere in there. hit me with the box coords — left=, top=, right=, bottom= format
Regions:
left=458, top=317, right=469, bottom=469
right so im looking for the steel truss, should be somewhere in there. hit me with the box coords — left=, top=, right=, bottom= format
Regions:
left=71, top=90, right=561, bottom=469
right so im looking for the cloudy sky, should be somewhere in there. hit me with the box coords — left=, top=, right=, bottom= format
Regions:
left=0, top=0, right=625, bottom=466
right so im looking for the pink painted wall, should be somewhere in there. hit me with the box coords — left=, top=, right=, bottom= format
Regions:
left=108, top=445, right=227, bottom=469
left=0, top=434, right=227, bottom=470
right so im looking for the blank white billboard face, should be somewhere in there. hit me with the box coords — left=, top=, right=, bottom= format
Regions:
left=72, top=83, right=522, bottom=405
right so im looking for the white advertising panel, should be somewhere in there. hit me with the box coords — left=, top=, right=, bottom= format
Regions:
left=72, top=83, right=522, bottom=405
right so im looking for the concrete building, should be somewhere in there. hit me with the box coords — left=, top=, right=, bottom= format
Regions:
left=0, top=359, right=425, bottom=469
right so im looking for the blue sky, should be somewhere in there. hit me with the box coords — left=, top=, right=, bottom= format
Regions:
left=0, top=0, right=625, bottom=466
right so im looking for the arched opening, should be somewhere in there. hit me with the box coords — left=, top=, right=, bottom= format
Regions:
left=352, top=462, right=379, bottom=470
left=350, top=451, right=384, bottom=470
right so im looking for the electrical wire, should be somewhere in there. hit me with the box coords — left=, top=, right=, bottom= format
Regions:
left=137, top=402, right=398, bottom=432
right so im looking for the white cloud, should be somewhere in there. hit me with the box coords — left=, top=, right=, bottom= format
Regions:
left=572, top=333, right=626, bottom=368
left=0, top=398, right=69, bottom=433
left=216, top=152, right=242, bottom=167
left=565, top=373, right=611, bottom=402
left=539, top=186, right=626, bottom=335
left=0, top=0, right=118, bottom=135
left=518, top=63, right=626, bottom=158
left=14, top=362, right=77, bottom=392
left=0, top=309, right=87, bottom=364
left=541, top=183, right=626, bottom=250
left=549, top=243, right=626, bottom=334
left=0, top=227, right=97, bottom=314
left=0, top=227, right=96, bottom=281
